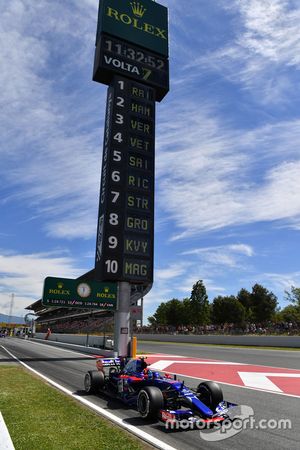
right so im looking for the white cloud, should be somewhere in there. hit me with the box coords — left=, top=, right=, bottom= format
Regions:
left=45, top=215, right=97, bottom=240
left=0, top=250, right=84, bottom=315
left=246, top=161, right=300, bottom=222
left=229, top=244, right=254, bottom=257
left=143, top=259, right=228, bottom=322
left=235, top=0, right=300, bottom=66
left=0, top=0, right=106, bottom=240
left=186, top=0, right=300, bottom=102
left=155, top=263, right=189, bottom=282
left=155, top=94, right=300, bottom=239
left=255, top=271, right=300, bottom=294
left=182, top=243, right=254, bottom=268
left=3, top=0, right=300, bottom=245
left=143, top=262, right=194, bottom=318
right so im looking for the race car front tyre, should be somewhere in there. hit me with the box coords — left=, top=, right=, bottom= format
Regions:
left=196, top=381, right=223, bottom=411
left=137, top=386, right=164, bottom=420
left=84, top=370, right=104, bottom=394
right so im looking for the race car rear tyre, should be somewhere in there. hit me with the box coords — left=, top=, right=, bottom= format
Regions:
left=197, top=381, right=223, bottom=411
left=84, top=370, right=104, bottom=394
left=137, top=386, right=164, bottom=420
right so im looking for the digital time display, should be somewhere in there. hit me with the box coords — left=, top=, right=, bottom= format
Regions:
left=104, top=39, right=166, bottom=70
left=93, top=33, right=169, bottom=102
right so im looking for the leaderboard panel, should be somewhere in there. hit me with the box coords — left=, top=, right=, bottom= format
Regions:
left=95, top=76, right=155, bottom=284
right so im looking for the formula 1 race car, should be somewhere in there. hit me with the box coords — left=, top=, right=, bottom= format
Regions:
left=84, top=356, right=237, bottom=426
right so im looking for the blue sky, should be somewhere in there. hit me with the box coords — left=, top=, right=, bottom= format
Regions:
left=1, top=0, right=300, bottom=321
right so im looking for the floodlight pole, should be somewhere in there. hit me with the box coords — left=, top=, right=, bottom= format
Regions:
left=114, top=282, right=131, bottom=357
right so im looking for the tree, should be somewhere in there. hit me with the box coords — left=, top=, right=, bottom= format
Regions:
left=237, top=288, right=254, bottom=321
left=186, top=280, right=210, bottom=325
left=279, top=305, right=300, bottom=324
left=250, top=284, right=278, bottom=324
left=285, top=286, right=300, bottom=308
left=164, top=299, right=186, bottom=327
left=181, top=298, right=194, bottom=326
left=147, top=299, right=186, bottom=327
left=212, top=296, right=246, bottom=325
left=148, top=302, right=168, bottom=326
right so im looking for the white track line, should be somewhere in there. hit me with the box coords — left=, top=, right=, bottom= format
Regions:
left=150, top=360, right=246, bottom=371
left=0, top=412, right=15, bottom=450
left=1, top=345, right=177, bottom=450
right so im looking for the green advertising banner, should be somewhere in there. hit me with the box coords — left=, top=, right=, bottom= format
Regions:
left=96, top=0, right=169, bottom=56
left=42, top=277, right=118, bottom=310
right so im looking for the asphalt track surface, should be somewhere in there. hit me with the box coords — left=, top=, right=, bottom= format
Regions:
left=139, top=340, right=300, bottom=370
left=0, top=338, right=299, bottom=450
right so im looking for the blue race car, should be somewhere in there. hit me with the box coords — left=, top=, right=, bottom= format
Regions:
left=84, top=357, right=237, bottom=426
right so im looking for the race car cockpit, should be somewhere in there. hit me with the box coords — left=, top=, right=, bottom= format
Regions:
left=123, top=357, right=148, bottom=374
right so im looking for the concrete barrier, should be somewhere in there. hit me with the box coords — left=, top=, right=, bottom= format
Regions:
left=34, top=333, right=113, bottom=348
left=31, top=332, right=300, bottom=350
left=136, top=334, right=300, bottom=348
left=31, top=333, right=114, bottom=357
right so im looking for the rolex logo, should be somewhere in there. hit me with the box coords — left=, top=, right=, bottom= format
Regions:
left=130, top=2, right=146, bottom=18
left=106, top=4, right=167, bottom=43
left=104, top=287, right=109, bottom=293
left=57, top=282, right=63, bottom=289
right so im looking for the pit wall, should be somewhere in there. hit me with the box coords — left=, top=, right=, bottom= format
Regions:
left=32, top=332, right=300, bottom=348
left=32, top=332, right=114, bottom=356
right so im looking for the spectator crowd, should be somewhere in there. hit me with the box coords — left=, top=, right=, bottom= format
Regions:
left=134, top=321, right=299, bottom=336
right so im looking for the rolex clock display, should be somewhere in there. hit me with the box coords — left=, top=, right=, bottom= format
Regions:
left=77, top=282, right=92, bottom=298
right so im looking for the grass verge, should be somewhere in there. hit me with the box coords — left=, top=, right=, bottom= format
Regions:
left=0, top=366, right=150, bottom=450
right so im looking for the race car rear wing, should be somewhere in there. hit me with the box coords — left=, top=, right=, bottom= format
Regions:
left=96, top=357, right=125, bottom=372
left=100, top=358, right=121, bottom=366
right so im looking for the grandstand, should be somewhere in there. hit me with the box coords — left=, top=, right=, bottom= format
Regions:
left=26, top=269, right=150, bottom=335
